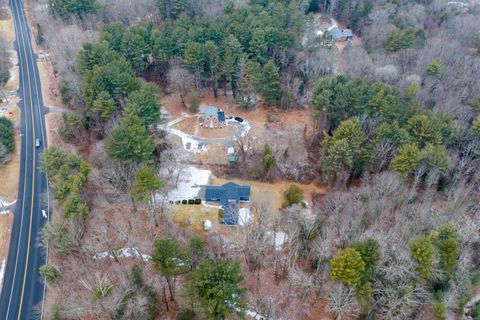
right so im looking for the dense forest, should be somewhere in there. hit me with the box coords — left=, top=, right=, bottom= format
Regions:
left=31, top=0, right=480, bottom=319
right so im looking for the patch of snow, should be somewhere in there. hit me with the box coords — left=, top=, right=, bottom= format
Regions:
left=238, top=207, right=252, bottom=226
left=93, top=247, right=151, bottom=261
left=246, top=309, right=267, bottom=320
left=202, top=202, right=220, bottom=209
left=162, top=166, right=211, bottom=201
left=0, top=260, right=5, bottom=290
left=267, top=231, right=288, bottom=250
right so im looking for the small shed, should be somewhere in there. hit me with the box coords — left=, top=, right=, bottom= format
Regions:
left=203, top=220, right=213, bottom=231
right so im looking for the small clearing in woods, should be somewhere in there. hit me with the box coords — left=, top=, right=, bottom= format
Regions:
left=162, top=92, right=315, bottom=139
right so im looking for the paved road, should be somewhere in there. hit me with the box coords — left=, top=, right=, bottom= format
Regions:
left=0, top=0, right=49, bottom=319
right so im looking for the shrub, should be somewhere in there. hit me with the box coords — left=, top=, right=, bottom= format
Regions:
left=330, top=248, right=365, bottom=287
left=0, top=117, right=15, bottom=153
left=218, top=209, right=224, bottom=221
left=194, top=198, right=202, bottom=205
left=178, top=308, right=196, bottom=320
left=182, top=200, right=188, bottom=204
left=188, top=199, right=195, bottom=204
left=283, top=185, right=304, bottom=208
left=433, top=302, right=447, bottom=320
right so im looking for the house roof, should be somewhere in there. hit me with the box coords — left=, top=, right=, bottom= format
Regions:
left=203, top=105, right=221, bottom=119
left=327, top=27, right=353, bottom=39
left=204, top=182, right=250, bottom=201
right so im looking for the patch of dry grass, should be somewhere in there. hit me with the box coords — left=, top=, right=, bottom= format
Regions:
left=171, top=204, right=221, bottom=236
left=0, top=213, right=12, bottom=268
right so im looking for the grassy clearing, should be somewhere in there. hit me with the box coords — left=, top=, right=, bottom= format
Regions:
left=0, top=16, right=15, bottom=43
left=171, top=204, right=221, bottom=236
left=0, top=214, right=12, bottom=264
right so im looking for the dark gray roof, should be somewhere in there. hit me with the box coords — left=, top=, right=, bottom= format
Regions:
left=327, top=27, right=353, bottom=39
left=203, top=105, right=220, bottom=119
left=204, top=182, right=250, bottom=201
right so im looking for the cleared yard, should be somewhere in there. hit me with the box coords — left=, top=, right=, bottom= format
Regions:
left=171, top=204, right=220, bottom=236
left=212, top=177, right=328, bottom=213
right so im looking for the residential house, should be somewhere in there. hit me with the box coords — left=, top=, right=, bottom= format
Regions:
left=204, top=182, right=251, bottom=225
left=327, top=27, right=354, bottom=42
left=201, top=105, right=225, bottom=129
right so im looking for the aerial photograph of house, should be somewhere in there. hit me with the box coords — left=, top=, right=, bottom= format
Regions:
left=327, top=27, right=354, bottom=42
left=200, top=105, right=225, bottom=129
left=204, top=182, right=250, bottom=225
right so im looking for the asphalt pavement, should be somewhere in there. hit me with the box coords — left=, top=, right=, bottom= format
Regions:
left=0, top=0, right=49, bottom=319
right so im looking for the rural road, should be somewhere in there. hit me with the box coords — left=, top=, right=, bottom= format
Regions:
left=0, top=0, right=50, bottom=319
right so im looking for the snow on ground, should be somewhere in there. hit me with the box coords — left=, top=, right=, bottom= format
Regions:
left=93, top=248, right=151, bottom=261
left=238, top=207, right=252, bottom=226
left=267, top=231, right=288, bottom=250
left=0, top=260, right=5, bottom=291
left=0, top=199, right=15, bottom=214
left=162, top=166, right=212, bottom=201
left=246, top=309, right=267, bottom=320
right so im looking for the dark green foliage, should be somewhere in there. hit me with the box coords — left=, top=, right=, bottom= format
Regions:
left=323, top=117, right=367, bottom=179
left=261, top=144, right=276, bottom=177
left=188, top=236, right=205, bottom=269
left=178, top=308, right=196, bottom=320
left=351, top=238, right=380, bottom=279
left=188, top=199, right=195, bottom=204
left=261, top=60, right=281, bottom=106
left=124, top=83, right=161, bottom=126
left=427, top=59, right=443, bottom=77
left=186, top=258, right=246, bottom=319
left=131, top=166, right=163, bottom=202
left=76, top=42, right=121, bottom=75
left=152, top=238, right=190, bottom=280
left=0, top=67, right=10, bottom=86
left=409, top=235, right=436, bottom=279
left=41, top=146, right=90, bottom=218
left=283, top=184, right=304, bottom=208
left=386, top=28, right=420, bottom=52
left=0, top=117, right=14, bottom=153
left=471, top=302, right=480, bottom=320
left=48, top=0, right=97, bottom=20
left=36, top=24, right=45, bottom=46
left=157, top=0, right=189, bottom=19
left=59, top=83, right=72, bottom=105
left=330, top=247, right=366, bottom=287
left=39, top=265, right=61, bottom=283
left=311, top=76, right=407, bottom=130
left=83, top=59, right=140, bottom=118
left=433, top=302, right=447, bottom=320
left=104, top=115, right=155, bottom=163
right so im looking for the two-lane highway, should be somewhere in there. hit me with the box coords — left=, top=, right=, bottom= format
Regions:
left=0, top=0, right=49, bottom=319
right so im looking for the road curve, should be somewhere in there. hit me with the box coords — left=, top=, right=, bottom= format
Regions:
left=0, top=0, right=49, bottom=319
